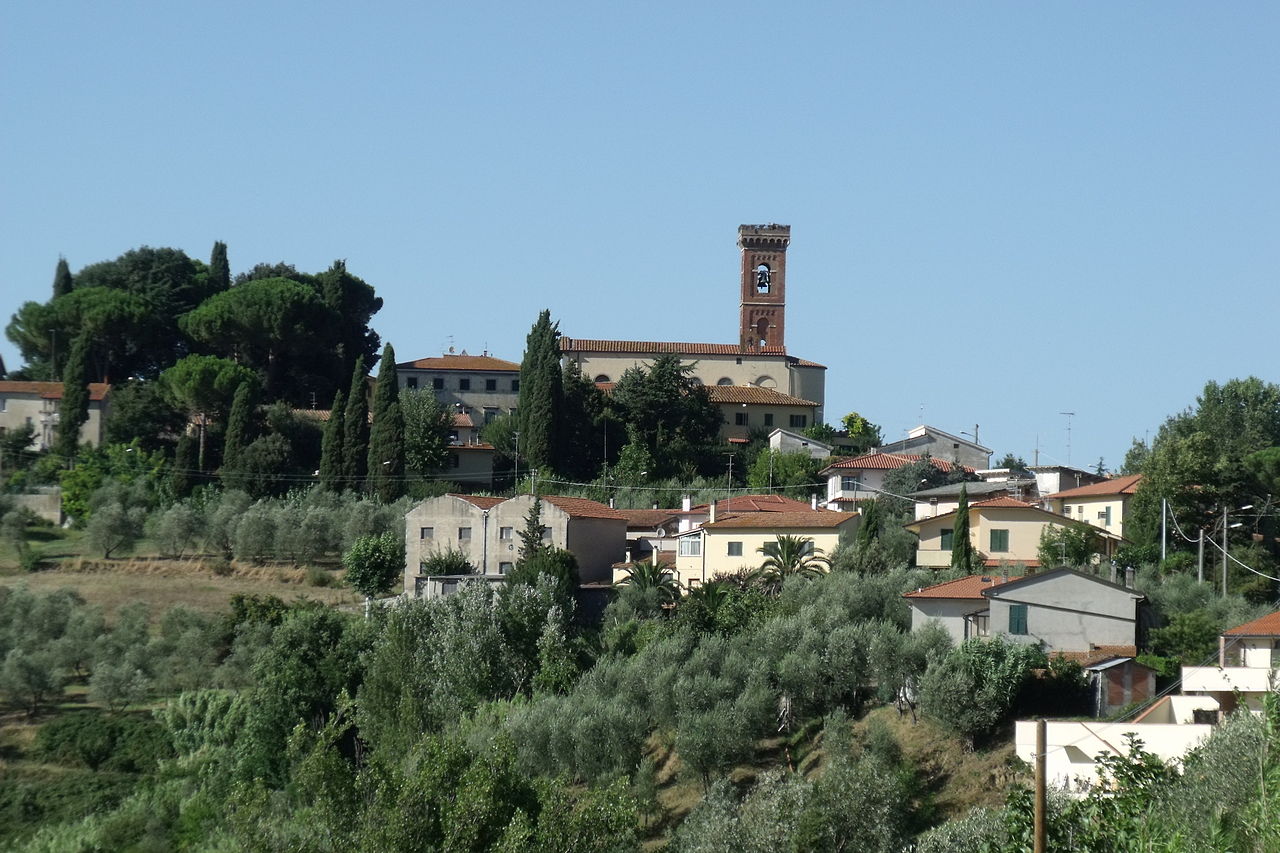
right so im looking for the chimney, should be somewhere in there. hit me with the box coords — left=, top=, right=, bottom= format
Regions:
left=1125, top=567, right=1135, bottom=588
left=1110, top=564, right=1117, bottom=584
left=810, top=493, right=818, bottom=510
left=625, top=549, right=631, bottom=564
left=652, top=501, right=658, bottom=510
left=930, top=497, right=939, bottom=517
left=608, top=497, right=615, bottom=509
left=682, top=494, right=692, bottom=512
left=709, top=501, right=717, bottom=524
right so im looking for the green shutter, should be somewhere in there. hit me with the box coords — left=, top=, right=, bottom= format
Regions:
left=1009, top=604, right=1028, bottom=635
left=940, top=528, right=954, bottom=550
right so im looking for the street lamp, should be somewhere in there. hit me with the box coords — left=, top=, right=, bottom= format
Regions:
left=1220, top=504, right=1253, bottom=596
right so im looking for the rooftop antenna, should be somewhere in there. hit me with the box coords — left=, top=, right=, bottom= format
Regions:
left=445, top=336, right=455, bottom=354
left=1059, top=412, right=1075, bottom=465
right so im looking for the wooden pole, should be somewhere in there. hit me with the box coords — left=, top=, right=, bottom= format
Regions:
left=1034, top=718, right=1047, bottom=853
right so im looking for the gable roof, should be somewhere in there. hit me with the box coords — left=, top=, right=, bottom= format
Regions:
left=821, top=452, right=973, bottom=475
left=397, top=354, right=520, bottom=372
left=686, top=494, right=815, bottom=514
left=699, top=510, right=855, bottom=531
left=1223, top=609, right=1280, bottom=637
left=1044, top=474, right=1144, bottom=501
left=904, top=498, right=1118, bottom=533
left=539, top=495, right=627, bottom=521
left=705, top=386, right=817, bottom=407
left=0, top=381, right=111, bottom=402
left=981, top=567, right=1145, bottom=600
left=903, top=574, right=1010, bottom=600
left=447, top=494, right=505, bottom=510
left=909, top=481, right=1021, bottom=499
left=615, top=508, right=680, bottom=529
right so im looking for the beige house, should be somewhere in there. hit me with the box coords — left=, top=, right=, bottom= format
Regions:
left=1042, top=474, right=1143, bottom=541
left=672, top=507, right=858, bottom=587
left=1181, top=609, right=1280, bottom=716
left=706, top=384, right=818, bottom=441
left=404, top=493, right=626, bottom=595
left=0, top=381, right=111, bottom=451
left=905, top=497, right=1121, bottom=569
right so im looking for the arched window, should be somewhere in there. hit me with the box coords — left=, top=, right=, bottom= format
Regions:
left=593, top=374, right=611, bottom=383
left=717, top=377, right=734, bottom=386
left=755, top=317, right=769, bottom=345
left=755, top=375, right=776, bottom=388
left=755, top=264, right=771, bottom=294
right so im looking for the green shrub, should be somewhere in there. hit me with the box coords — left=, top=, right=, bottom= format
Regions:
left=35, top=712, right=173, bottom=773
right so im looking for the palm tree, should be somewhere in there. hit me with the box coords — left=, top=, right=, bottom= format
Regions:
left=751, top=534, right=830, bottom=594
left=615, top=560, right=682, bottom=605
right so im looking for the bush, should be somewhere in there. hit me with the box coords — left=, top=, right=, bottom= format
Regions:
left=35, top=712, right=173, bottom=773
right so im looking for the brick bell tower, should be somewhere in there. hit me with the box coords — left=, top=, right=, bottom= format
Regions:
left=738, top=223, right=790, bottom=351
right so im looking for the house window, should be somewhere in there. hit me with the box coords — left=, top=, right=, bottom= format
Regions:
left=458, top=527, right=471, bottom=541
left=498, top=562, right=514, bottom=575
left=499, top=526, right=513, bottom=540
left=432, top=377, right=444, bottom=390
left=939, top=528, right=954, bottom=550
left=1009, top=604, right=1028, bottom=635
left=406, top=377, right=418, bottom=390
left=420, top=527, right=433, bottom=540
left=485, top=378, right=497, bottom=391
left=734, top=412, right=748, bottom=426
left=763, top=413, right=773, bottom=427
left=989, top=529, right=1009, bottom=553
left=678, top=537, right=701, bottom=557
left=511, top=379, right=520, bottom=392
left=789, top=414, right=807, bottom=428
left=484, top=408, right=498, bottom=424
left=541, top=526, right=551, bottom=540
left=1099, top=507, right=1112, bottom=526
left=727, top=541, right=743, bottom=557
left=841, top=476, right=860, bottom=491
left=459, top=378, right=471, bottom=391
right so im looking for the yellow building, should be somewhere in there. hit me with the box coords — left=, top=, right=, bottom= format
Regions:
left=673, top=508, right=858, bottom=586
left=1041, top=474, right=1143, bottom=541
left=905, top=497, right=1121, bottom=569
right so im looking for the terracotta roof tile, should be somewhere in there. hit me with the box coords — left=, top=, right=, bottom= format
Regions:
left=903, top=574, right=1011, bottom=600
left=701, top=510, right=854, bottom=530
left=971, top=497, right=1036, bottom=508
left=615, top=509, right=681, bottom=528
left=560, top=337, right=826, bottom=369
left=821, top=452, right=974, bottom=474
left=687, top=495, right=816, bottom=514
left=1050, top=646, right=1139, bottom=666
left=397, top=354, right=520, bottom=372
left=451, top=412, right=474, bottom=428
left=1044, top=474, right=1144, bottom=500
left=0, top=381, right=110, bottom=401
left=705, top=386, right=816, bottom=407
left=1223, top=610, right=1280, bottom=637
left=540, top=495, right=627, bottom=520
left=447, top=494, right=505, bottom=510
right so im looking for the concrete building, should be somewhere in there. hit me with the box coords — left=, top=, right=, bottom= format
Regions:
left=875, top=425, right=992, bottom=470
left=821, top=452, right=974, bottom=511
left=673, top=507, right=857, bottom=587
left=767, top=427, right=833, bottom=459
left=905, top=497, right=1122, bottom=569
left=0, top=381, right=111, bottom=451
left=404, top=493, right=626, bottom=596
left=560, top=224, right=827, bottom=426
left=395, top=351, right=521, bottom=426
left=1182, top=609, right=1280, bottom=716
left=1042, top=474, right=1144, bottom=541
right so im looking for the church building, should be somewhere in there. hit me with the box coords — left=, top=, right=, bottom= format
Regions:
left=560, top=224, right=827, bottom=433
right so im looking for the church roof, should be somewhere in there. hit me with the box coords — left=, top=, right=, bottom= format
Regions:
left=560, top=338, right=826, bottom=369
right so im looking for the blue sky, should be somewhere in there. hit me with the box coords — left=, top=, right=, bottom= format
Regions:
left=3, top=2, right=1276, bottom=471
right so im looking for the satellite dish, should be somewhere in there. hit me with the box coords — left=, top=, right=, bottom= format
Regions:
left=655, top=528, right=667, bottom=538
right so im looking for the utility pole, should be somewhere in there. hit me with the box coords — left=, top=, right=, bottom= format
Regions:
left=1059, top=412, right=1075, bottom=466
left=1197, top=527, right=1204, bottom=583
left=1160, top=498, right=1167, bottom=563
left=1222, top=505, right=1229, bottom=597
left=1034, top=718, right=1047, bottom=853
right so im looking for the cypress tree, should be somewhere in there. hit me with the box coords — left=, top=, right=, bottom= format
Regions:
left=55, top=334, right=91, bottom=461
left=221, top=382, right=255, bottom=490
left=318, top=387, right=347, bottom=491
left=52, top=257, right=73, bottom=299
left=209, top=241, right=231, bottom=292
left=342, top=356, right=370, bottom=492
left=366, top=344, right=405, bottom=501
left=951, top=483, right=977, bottom=572
left=517, top=310, right=564, bottom=476
left=172, top=432, right=198, bottom=498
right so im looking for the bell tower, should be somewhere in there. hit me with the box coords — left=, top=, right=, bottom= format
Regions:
left=738, top=223, right=790, bottom=351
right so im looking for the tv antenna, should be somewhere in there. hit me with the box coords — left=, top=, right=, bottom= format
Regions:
left=1059, top=412, right=1075, bottom=465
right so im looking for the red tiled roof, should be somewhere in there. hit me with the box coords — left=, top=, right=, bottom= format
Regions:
left=452, top=412, right=474, bottom=428
left=541, top=495, right=627, bottom=520
left=822, top=452, right=974, bottom=474
left=971, top=497, right=1036, bottom=509
left=615, top=509, right=680, bottom=529
left=705, top=385, right=816, bottom=407
left=1044, top=474, right=1144, bottom=501
left=397, top=354, right=519, bottom=372
left=688, top=494, right=815, bottom=514
left=445, top=494, right=505, bottom=509
left=1224, top=610, right=1280, bottom=637
left=701, top=510, right=854, bottom=530
left=1051, top=646, right=1139, bottom=666
left=0, top=381, right=110, bottom=401
left=903, top=574, right=1010, bottom=600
